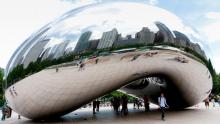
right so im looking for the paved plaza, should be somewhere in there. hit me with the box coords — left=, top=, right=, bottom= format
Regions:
left=1, top=103, right=220, bottom=124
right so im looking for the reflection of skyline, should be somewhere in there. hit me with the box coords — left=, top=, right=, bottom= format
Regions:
left=74, top=21, right=205, bottom=58
left=7, top=21, right=206, bottom=72
left=5, top=1, right=214, bottom=76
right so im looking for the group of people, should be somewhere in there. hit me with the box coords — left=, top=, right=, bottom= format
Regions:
left=78, top=58, right=99, bottom=71
left=133, top=96, right=150, bottom=112
left=204, top=95, right=220, bottom=108
left=1, top=105, right=12, bottom=121
left=110, top=95, right=128, bottom=116
left=174, top=56, right=189, bottom=63
left=90, top=93, right=168, bottom=120
left=133, top=98, right=142, bottom=109
left=1, top=93, right=169, bottom=121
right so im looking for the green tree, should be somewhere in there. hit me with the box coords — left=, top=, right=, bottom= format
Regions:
left=0, top=68, right=4, bottom=106
left=0, top=69, right=3, bottom=91
left=7, top=64, right=25, bottom=87
left=213, top=73, right=220, bottom=94
left=207, top=59, right=216, bottom=77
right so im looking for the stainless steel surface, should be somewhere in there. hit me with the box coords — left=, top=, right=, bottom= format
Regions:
left=4, top=1, right=212, bottom=119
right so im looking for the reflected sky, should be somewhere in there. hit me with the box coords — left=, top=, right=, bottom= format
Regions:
left=5, top=1, right=210, bottom=75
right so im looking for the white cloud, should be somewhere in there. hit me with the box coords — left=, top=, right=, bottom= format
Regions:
left=201, top=22, right=220, bottom=43
left=148, top=0, right=158, bottom=5
left=61, top=0, right=100, bottom=5
left=201, top=12, right=220, bottom=43
left=205, top=12, right=220, bottom=19
left=200, top=12, right=220, bottom=72
left=212, top=55, right=220, bottom=73
left=0, top=0, right=97, bottom=69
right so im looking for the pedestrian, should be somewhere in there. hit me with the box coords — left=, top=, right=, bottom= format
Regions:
left=78, top=61, right=83, bottom=71
left=158, top=93, right=169, bottom=121
left=143, top=96, right=150, bottom=111
left=95, top=58, right=99, bottom=64
left=110, top=97, right=114, bottom=109
left=96, top=100, right=100, bottom=112
left=140, top=99, right=143, bottom=107
left=211, top=98, right=215, bottom=107
left=1, top=106, right=6, bottom=121
left=93, top=100, right=97, bottom=114
left=218, top=98, right=220, bottom=107
left=79, top=63, right=84, bottom=71
left=56, top=67, right=59, bottom=72
left=5, top=106, right=12, bottom=118
left=113, top=97, right=120, bottom=114
left=133, top=98, right=138, bottom=109
left=204, top=97, right=209, bottom=108
left=137, top=98, right=142, bottom=109
left=131, top=55, right=138, bottom=61
left=121, top=95, right=128, bottom=116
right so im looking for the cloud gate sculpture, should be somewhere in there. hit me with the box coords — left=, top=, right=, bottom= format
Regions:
left=4, top=1, right=212, bottom=119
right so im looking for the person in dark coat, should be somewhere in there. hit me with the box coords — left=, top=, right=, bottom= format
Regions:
left=121, top=95, right=128, bottom=116
left=93, top=100, right=97, bottom=114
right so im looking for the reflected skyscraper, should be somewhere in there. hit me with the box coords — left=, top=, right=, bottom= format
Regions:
left=155, top=22, right=175, bottom=44
left=53, top=41, right=71, bottom=59
left=173, top=31, right=190, bottom=48
left=23, top=39, right=50, bottom=68
left=88, top=39, right=100, bottom=51
left=74, top=31, right=92, bottom=53
left=40, top=47, right=51, bottom=60
left=136, top=27, right=155, bottom=45
left=97, top=28, right=118, bottom=49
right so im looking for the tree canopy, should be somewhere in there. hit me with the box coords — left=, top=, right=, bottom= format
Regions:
left=0, top=68, right=4, bottom=106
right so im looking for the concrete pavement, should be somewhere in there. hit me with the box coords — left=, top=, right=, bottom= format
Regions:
left=1, top=103, right=220, bottom=124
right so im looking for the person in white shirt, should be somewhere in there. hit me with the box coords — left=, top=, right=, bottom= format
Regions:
left=158, top=93, right=169, bottom=121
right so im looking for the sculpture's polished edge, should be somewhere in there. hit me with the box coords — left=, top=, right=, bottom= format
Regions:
left=4, top=1, right=212, bottom=120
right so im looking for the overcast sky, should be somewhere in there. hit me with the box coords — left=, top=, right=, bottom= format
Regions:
left=0, top=0, right=220, bottom=72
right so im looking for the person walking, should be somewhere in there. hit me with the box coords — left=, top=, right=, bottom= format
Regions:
left=158, top=93, right=169, bottom=121
left=95, top=58, right=99, bottom=64
left=93, top=100, right=97, bottom=114
left=96, top=100, right=100, bottom=112
left=211, top=98, right=215, bottom=107
left=204, top=97, right=209, bottom=108
left=121, top=95, right=128, bottom=116
left=1, top=106, right=6, bottom=121
left=143, top=96, right=150, bottom=111
left=78, top=61, right=85, bottom=71
left=114, top=97, right=120, bottom=114
left=56, top=67, right=59, bottom=72
left=133, top=98, right=138, bottom=109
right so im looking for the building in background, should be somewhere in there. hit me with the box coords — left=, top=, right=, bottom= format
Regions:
left=97, top=28, right=118, bottom=49
left=53, top=40, right=71, bottom=59
left=39, top=47, right=51, bottom=60
left=173, top=31, right=190, bottom=48
left=22, top=39, right=50, bottom=68
left=88, top=39, right=100, bottom=51
left=113, top=38, right=139, bottom=48
left=154, top=22, right=174, bottom=44
left=136, top=27, right=155, bottom=45
left=74, top=31, right=92, bottom=53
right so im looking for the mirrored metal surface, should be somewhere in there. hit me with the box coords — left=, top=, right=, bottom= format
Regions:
left=4, top=1, right=212, bottom=119
left=5, top=1, right=209, bottom=80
